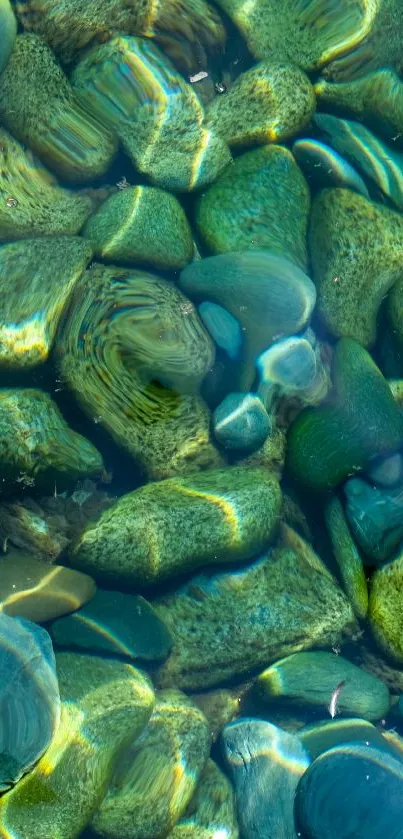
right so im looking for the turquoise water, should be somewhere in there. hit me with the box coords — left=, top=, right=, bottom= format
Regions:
left=1, top=1, right=403, bottom=837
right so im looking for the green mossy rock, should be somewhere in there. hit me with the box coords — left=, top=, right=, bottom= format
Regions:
left=70, top=467, right=281, bottom=585
left=0, top=654, right=154, bottom=839
left=315, top=70, right=403, bottom=143
left=0, top=237, right=92, bottom=369
left=369, top=551, right=403, bottom=664
left=206, top=60, right=315, bottom=147
left=0, top=0, right=16, bottom=74
left=257, top=651, right=390, bottom=720
left=167, top=759, right=239, bottom=839
left=154, top=527, right=356, bottom=690
left=90, top=690, right=210, bottom=839
left=195, top=145, right=310, bottom=269
left=82, top=186, right=193, bottom=270
left=286, top=339, right=403, bottom=490
left=309, top=188, right=403, bottom=347
left=324, top=495, right=368, bottom=619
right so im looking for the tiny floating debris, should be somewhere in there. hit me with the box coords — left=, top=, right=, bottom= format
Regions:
left=189, top=71, right=208, bottom=84
left=328, top=679, right=347, bottom=719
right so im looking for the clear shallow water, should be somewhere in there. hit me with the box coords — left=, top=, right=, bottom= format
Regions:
left=1, top=1, right=403, bottom=837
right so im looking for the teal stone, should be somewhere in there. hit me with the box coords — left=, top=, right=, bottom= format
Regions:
left=286, top=338, right=403, bottom=490
left=213, top=393, right=271, bottom=452
left=198, top=302, right=243, bottom=361
left=257, top=651, right=390, bottom=721
left=299, top=718, right=401, bottom=762
left=50, top=590, right=173, bottom=663
left=194, top=144, right=311, bottom=269
left=367, top=453, right=403, bottom=487
left=222, top=718, right=310, bottom=839
left=314, top=113, right=403, bottom=211
left=0, top=0, right=16, bottom=75
left=345, top=477, right=403, bottom=563
left=292, top=138, right=370, bottom=197
left=324, top=495, right=368, bottom=619
left=295, top=743, right=403, bottom=839
left=180, top=250, right=316, bottom=391
left=0, top=614, right=60, bottom=790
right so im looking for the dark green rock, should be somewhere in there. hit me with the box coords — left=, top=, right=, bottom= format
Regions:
left=50, top=590, right=172, bottom=662
left=0, top=0, right=16, bottom=74
left=299, top=718, right=403, bottom=762
left=286, top=339, right=403, bottom=490
left=324, top=495, right=368, bottom=618
left=344, top=477, right=403, bottom=563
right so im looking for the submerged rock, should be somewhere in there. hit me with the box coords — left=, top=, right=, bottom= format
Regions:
left=195, top=145, right=310, bottom=268
left=324, top=495, right=368, bottom=619
left=154, top=529, right=356, bottom=690
left=292, top=138, right=370, bottom=197
left=344, top=477, right=403, bottom=562
left=0, top=615, right=60, bottom=790
left=167, top=758, right=239, bottom=839
left=369, top=551, right=403, bottom=664
left=70, top=467, right=281, bottom=585
left=0, top=0, right=16, bottom=74
left=213, top=393, right=272, bottom=452
left=298, top=717, right=399, bottom=762
left=91, top=690, right=210, bottom=839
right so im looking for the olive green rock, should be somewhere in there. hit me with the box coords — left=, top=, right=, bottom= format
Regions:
left=90, top=690, right=210, bottom=839
left=56, top=263, right=223, bottom=481
left=155, top=527, right=356, bottom=690
left=387, top=275, right=403, bottom=348
left=82, top=186, right=193, bottom=270
left=195, top=145, right=310, bottom=269
left=369, top=551, right=403, bottom=664
left=324, top=495, right=368, bottom=619
left=206, top=60, right=315, bottom=148
left=0, top=388, right=105, bottom=492
left=191, top=689, right=241, bottom=742
left=0, top=0, right=16, bottom=74
left=0, top=653, right=154, bottom=839
left=0, top=237, right=93, bottom=369
left=72, top=36, right=231, bottom=192
left=309, top=188, right=403, bottom=347
left=167, top=759, right=239, bottom=839
left=0, top=35, right=117, bottom=182
left=70, top=467, right=281, bottom=585
left=287, top=339, right=403, bottom=490
left=257, top=651, right=390, bottom=721
left=299, top=718, right=400, bottom=762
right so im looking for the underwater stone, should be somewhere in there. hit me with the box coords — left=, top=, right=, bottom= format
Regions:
left=13, top=0, right=226, bottom=70
left=167, top=758, right=239, bottom=839
left=0, top=552, right=96, bottom=623
left=222, top=718, right=310, bottom=839
left=295, top=743, right=403, bottom=839
left=195, top=145, right=310, bottom=269
left=387, top=275, right=403, bottom=349
left=287, top=338, right=403, bottom=490
left=369, top=551, right=403, bottom=664
left=344, top=476, right=403, bottom=563
left=191, top=688, right=242, bottom=742
left=72, top=36, right=231, bottom=192
left=0, top=653, right=154, bottom=839
left=213, top=393, right=272, bottom=452
left=299, top=718, right=398, bottom=762
left=0, top=388, right=105, bottom=493
left=0, top=128, right=92, bottom=241
left=90, top=690, right=210, bottom=839
left=314, top=113, right=403, bottom=211
left=70, top=466, right=281, bottom=586
left=324, top=495, right=368, bottom=619
left=0, top=35, right=117, bottom=183
left=0, top=0, right=16, bottom=74
left=198, top=302, right=243, bottom=361
left=82, top=186, right=193, bottom=270
left=213, top=0, right=377, bottom=70
left=367, top=452, right=403, bottom=487
left=236, top=425, right=286, bottom=475
left=256, top=334, right=319, bottom=411
left=292, top=138, right=370, bottom=197
left=155, top=528, right=356, bottom=690
left=50, top=590, right=173, bottom=662
left=0, top=615, right=60, bottom=790
left=257, top=651, right=389, bottom=721
left=56, top=263, right=223, bottom=481
left=309, top=188, right=403, bottom=347
left=206, top=60, right=315, bottom=147
left=0, top=237, right=92, bottom=369
left=180, top=250, right=316, bottom=391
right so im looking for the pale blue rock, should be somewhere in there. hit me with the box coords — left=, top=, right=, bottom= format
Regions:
left=198, top=301, right=243, bottom=361
left=213, top=393, right=271, bottom=452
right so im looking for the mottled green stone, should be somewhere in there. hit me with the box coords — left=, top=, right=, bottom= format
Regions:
left=168, top=759, right=239, bottom=839
left=0, top=0, right=16, bottom=74
left=155, top=528, right=356, bottom=690
left=0, top=128, right=92, bottom=241
left=82, top=186, right=193, bottom=270
left=206, top=60, right=315, bottom=147
left=191, top=689, right=241, bottom=742
left=195, top=145, right=310, bottom=269
left=324, top=495, right=368, bottom=619
left=309, top=188, right=403, bottom=347
left=323, top=0, right=403, bottom=81
left=0, top=237, right=92, bottom=369
left=91, top=690, right=210, bottom=839
left=0, top=35, right=117, bottom=182
left=0, top=388, right=104, bottom=492
left=369, top=551, right=403, bottom=664
left=387, top=275, right=403, bottom=348
left=0, top=653, right=154, bottom=839
left=70, top=467, right=281, bottom=585
left=315, top=70, right=403, bottom=143
left=258, top=651, right=389, bottom=720
left=287, top=339, right=403, bottom=490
